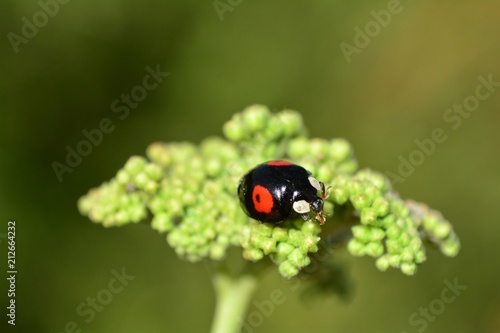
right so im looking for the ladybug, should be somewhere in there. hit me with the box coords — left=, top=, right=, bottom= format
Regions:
left=238, top=161, right=329, bottom=225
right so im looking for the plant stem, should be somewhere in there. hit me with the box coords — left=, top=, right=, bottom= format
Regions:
left=210, top=268, right=259, bottom=333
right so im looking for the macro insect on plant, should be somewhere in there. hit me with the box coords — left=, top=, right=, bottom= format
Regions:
left=79, top=105, right=460, bottom=333
left=238, top=161, right=329, bottom=225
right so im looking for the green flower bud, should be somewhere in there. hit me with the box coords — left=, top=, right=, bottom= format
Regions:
left=279, top=110, right=303, bottom=136
left=331, top=187, right=349, bottom=204
left=434, top=223, right=451, bottom=239
left=287, top=137, right=310, bottom=158
left=376, top=255, right=390, bottom=271
left=347, top=239, right=365, bottom=256
left=372, top=197, right=390, bottom=217
left=365, top=242, right=384, bottom=257
left=392, top=200, right=410, bottom=218
left=242, top=105, right=270, bottom=131
left=361, top=208, right=378, bottom=225
left=386, top=239, right=401, bottom=254
left=204, top=158, right=222, bottom=178
left=145, top=163, right=162, bottom=181
left=125, top=156, right=147, bottom=174
left=399, top=232, right=411, bottom=246
left=400, top=248, right=414, bottom=262
left=352, top=225, right=371, bottom=242
left=336, top=159, right=358, bottom=174
left=272, top=227, right=288, bottom=242
left=414, top=250, right=426, bottom=263
left=287, top=229, right=304, bottom=247
left=309, top=139, right=329, bottom=160
left=347, top=180, right=363, bottom=196
left=223, top=117, right=247, bottom=142
left=210, top=244, right=226, bottom=260
left=441, top=238, right=460, bottom=257
left=260, top=238, right=277, bottom=255
left=146, top=142, right=172, bottom=167
left=302, top=221, right=321, bottom=236
left=243, top=248, right=264, bottom=261
left=388, top=254, right=401, bottom=267
left=316, top=164, right=334, bottom=182
left=401, top=262, right=417, bottom=276
left=299, top=235, right=320, bottom=253
left=369, top=227, right=385, bottom=241
left=133, top=172, right=149, bottom=188
left=330, top=138, right=351, bottom=162
left=351, top=194, right=370, bottom=210
left=256, top=223, right=274, bottom=238
left=288, top=248, right=310, bottom=268
left=116, top=169, right=130, bottom=184
left=263, top=117, right=284, bottom=141
left=152, top=213, right=173, bottom=232
left=424, top=214, right=440, bottom=231
left=279, top=261, right=299, bottom=278
left=276, top=242, right=295, bottom=259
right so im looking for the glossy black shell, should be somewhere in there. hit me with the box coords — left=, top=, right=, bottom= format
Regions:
left=238, top=161, right=321, bottom=223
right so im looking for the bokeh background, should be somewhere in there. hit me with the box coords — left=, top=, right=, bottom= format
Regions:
left=1, top=1, right=499, bottom=332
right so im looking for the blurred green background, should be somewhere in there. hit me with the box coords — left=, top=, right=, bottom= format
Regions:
left=1, top=1, right=499, bottom=332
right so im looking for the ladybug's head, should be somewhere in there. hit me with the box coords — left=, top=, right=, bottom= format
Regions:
left=310, top=197, right=324, bottom=214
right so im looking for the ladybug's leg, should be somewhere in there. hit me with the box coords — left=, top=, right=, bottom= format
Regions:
left=300, top=213, right=310, bottom=221
left=315, top=212, right=326, bottom=225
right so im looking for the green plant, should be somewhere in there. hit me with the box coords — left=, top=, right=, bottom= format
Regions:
left=78, top=105, right=460, bottom=333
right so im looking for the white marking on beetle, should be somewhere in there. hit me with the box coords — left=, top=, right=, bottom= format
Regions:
left=293, top=200, right=310, bottom=214
left=308, top=176, right=322, bottom=191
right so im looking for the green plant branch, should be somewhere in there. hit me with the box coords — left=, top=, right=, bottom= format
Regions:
left=210, top=267, right=259, bottom=333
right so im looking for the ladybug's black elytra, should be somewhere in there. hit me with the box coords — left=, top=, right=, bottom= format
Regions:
left=238, top=161, right=329, bottom=225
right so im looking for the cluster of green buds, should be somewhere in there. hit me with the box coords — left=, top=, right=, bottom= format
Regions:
left=78, top=105, right=460, bottom=279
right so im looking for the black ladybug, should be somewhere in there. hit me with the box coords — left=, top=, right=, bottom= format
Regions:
left=238, top=161, right=329, bottom=224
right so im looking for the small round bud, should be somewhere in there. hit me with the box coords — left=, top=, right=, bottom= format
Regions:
left=365, top=242, right=384, bottom=257
left=376, top=255, right=390, bottom=271
left=276, top=242, right=295, bottom=259
left=223, top=118, right=247, bottom=142
left=125, top=156, right=147, bottom=174
left=401, top=262, right=417, bottom=276
left=243, top=105, right=270, bottom=131
left=441, top=239, right=460, bottom=257
left=243, top=248, right=264, bottom=261
left=347, top=239, right=365, bottom=256
left=279, top=261, right=299, bottom=278
left=434, top=223, right=451, bottom=239
left=287, top=137, right=309, bottom=158
left=330, top=138, right=351, bottom=162
left=361, top=208, right=378, bottom=225
left=331, top=187, right=349, bottom=204
left=302, top=221, right=321, bottom=235
left=372, top=197, right=390, bottom=217
left=279, top=110, right=303, bottom=135
left=351, top=194, right=370, bottom=210
left=272, top=227, right=289, bottom=242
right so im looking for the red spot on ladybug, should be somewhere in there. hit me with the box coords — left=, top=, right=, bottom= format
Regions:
left=267, top=160, right=293, bottom=166
left=252, top=185, right=274, bottom=213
